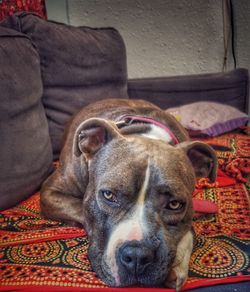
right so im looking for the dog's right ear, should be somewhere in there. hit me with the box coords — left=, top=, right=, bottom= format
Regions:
left=73, top=118, right=122, bottom=158
left=177, top=141, right=218, bottom=182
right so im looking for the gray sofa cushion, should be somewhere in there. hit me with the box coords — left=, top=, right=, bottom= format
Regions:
left=1, top=12, right=128, bottom=158
left=0, top=27, right=53, bottom=211
left=128, top=68, right=249, bottom=113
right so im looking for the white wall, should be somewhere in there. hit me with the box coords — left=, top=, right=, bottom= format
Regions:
left=46, top=0, right=250, bottom=79
left=234, top=1, right=250, bottom=74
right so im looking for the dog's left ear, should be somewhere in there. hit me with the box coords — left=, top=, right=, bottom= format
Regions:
left=73, top=118, right=122, bottom=158
left=177, top=141, right=218, bottom=182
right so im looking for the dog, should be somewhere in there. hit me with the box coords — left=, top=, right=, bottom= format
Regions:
left=41, top=99, right=217, bottom=291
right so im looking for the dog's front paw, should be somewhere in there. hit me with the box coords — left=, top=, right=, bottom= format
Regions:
left=165, top=231, right=194, bottom=291
left=165, top=266, right=188, bottom=292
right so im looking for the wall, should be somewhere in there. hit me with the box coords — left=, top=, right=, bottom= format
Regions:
left=45, top=0, right=250, bottom=79
left=234, top=1, right=250, bottom=74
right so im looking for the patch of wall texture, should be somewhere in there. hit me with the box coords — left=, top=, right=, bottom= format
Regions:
left=46, top=0, right=250, bottom=80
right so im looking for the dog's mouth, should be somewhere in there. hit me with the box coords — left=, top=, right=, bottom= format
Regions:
left=114, top=260, right=170, bottom=288
left=89, top=240, right=172, bottom=288
left=101, top=262, right=170, bottom=288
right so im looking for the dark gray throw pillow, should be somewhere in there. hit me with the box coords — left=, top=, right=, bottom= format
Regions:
left=0, top=27, right=53, bottom=211
left=1, top=12, right=128, bottom=158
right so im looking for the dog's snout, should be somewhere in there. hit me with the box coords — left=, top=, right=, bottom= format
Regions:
left=119, top=243, right=155, bottom=274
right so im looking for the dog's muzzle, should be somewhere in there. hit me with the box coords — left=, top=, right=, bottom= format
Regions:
left=113, top=237, right=169, bottom=287
left=118, top=242, right=156, bottom=274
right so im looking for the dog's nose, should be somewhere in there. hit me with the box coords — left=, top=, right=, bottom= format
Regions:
left=119, top=243, right=155, bottom=274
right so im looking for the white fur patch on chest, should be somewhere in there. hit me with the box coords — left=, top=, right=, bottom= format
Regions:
left=141, top=124, right=173, bottom=143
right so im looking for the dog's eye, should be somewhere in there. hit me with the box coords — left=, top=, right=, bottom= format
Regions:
left=167, top=200, right=183, bottom=210
left=101, top=190, right=117, bottom=203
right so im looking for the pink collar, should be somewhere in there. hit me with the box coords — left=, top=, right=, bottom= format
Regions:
left=117, top=115, right=180, bottom=145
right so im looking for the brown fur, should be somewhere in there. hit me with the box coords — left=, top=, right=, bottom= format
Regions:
left=41, top=99, right=217, bottom=289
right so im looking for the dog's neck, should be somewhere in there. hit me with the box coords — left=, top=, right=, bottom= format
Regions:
left=116, top=114, right=180, bottom=145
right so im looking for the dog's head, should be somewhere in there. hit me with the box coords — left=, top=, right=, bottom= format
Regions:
left=73, top=118, right=217, bottom=287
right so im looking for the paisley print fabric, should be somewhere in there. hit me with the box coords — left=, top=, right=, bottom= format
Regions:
left=0, top=129, right=249, bottom=291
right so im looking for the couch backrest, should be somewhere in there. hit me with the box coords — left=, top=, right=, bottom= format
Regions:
left=1, top=12, right=128, bottom=159
left=128, top=68, right=249, bottom=114
left=0, top=26, right=53, bottom=210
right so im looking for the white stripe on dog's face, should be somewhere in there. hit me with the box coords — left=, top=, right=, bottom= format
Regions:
left=105, top=163, right=151, bottom=286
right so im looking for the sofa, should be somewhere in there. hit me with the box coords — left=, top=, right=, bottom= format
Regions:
left=0, top=12, right=249, bottom=292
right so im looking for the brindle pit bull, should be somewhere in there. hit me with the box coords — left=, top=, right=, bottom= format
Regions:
left=41, top=99, right=217, bottom=291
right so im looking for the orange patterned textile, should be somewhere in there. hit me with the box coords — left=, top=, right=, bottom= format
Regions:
left=0, top=129, right=249, bottom=291
left=0, top=0, right=46, bottom=21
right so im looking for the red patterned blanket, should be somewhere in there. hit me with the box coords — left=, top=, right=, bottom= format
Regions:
left=0, top=0, right=47, bottom=21
left=0, top=129, right=249, bottom=291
